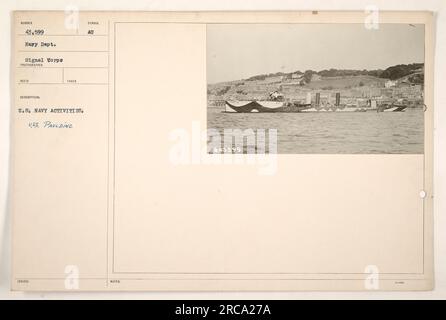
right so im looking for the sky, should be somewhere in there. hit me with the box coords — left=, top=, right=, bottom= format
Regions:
left=207, top=23, right=424, bottom=84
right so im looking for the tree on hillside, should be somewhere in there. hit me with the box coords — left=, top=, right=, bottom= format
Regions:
left=408, top=73, right=424, bottom=84
left=379, top=63, right=424, bottom=80
left=303, top=70, right=314, bottom=84
left=216, top=86, right=231, bottom=96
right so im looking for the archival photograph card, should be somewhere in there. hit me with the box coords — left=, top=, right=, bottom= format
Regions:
left=11, top=11, right=434, bottom=291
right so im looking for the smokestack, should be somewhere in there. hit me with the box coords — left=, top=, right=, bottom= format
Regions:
left=335, top=92, right=340, bottom=106
left=315, top=92, right=320, bottom=107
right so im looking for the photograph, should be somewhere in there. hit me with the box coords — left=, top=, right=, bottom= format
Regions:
left=207, top=23, right=425, bottom=154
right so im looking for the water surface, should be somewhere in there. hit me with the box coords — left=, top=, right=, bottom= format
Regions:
left=207, top=107, right=424, bottom=154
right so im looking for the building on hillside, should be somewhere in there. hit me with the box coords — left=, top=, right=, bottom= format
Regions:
left=385, top=80, right=397, bottom=88
left=291, top=73, right=304, bottom=80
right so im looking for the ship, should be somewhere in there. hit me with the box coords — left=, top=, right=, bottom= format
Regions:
left=225, top=100, right=312, bottom=113
left=225, top=91, right=311, bottom=113
left=224, top=92, right=407, bottom=113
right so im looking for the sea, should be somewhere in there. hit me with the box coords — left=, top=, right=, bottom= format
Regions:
left=207, top=106, right=424, bottom=154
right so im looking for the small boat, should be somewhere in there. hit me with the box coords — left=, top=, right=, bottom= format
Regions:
left=384, top=105, right=407, bottom=112
left=377, top=104, right=407, bottom=112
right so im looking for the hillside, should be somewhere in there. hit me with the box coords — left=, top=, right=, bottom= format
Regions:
left=208, top=63, right=424, bottom=106
left=241, top=63, right=424, bottom=82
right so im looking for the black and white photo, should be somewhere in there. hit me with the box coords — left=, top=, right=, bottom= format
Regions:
left=207, top=23, right=425, bottom=154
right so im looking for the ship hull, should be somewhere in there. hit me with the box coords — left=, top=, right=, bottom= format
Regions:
left=225, top=101, right=311, bottom=113
left=225, top=101, right=407, bottom=113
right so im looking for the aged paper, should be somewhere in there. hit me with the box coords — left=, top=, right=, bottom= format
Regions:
left=11, top=11, right=434, bottom=291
